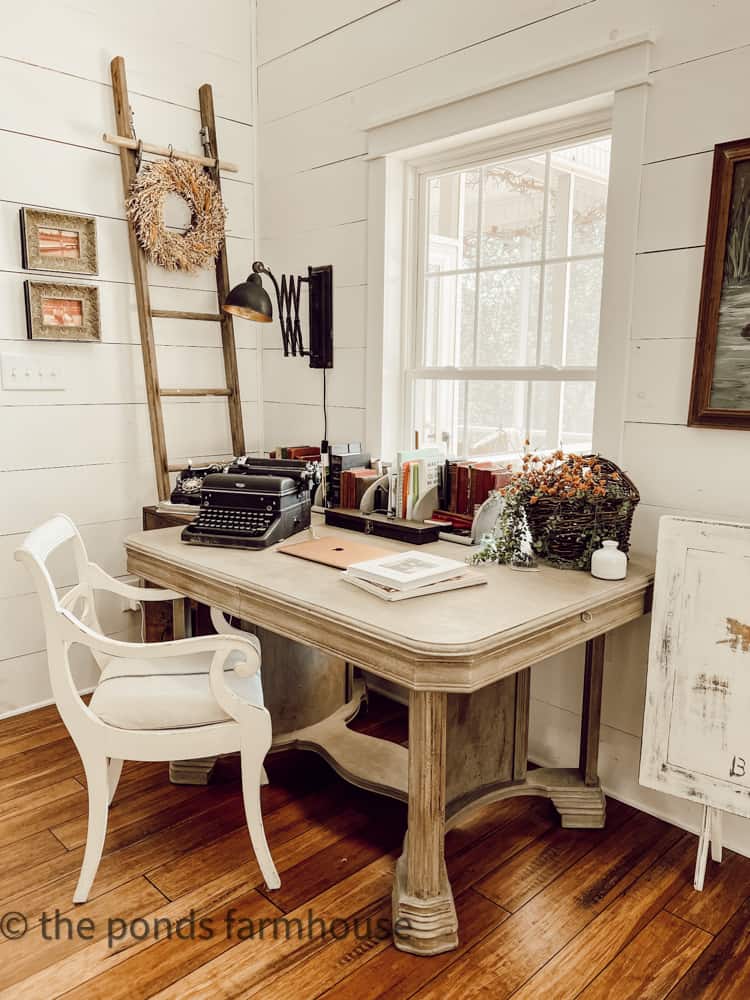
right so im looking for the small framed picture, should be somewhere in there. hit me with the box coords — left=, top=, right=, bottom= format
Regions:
left=689, top=137, right=750, bottom=429
left=24, top=280, right=101, bottom=342
left=20, top=207, right=98, bottom=275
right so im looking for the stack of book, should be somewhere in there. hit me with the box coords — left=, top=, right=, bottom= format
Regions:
left=268, top=445, right=321, bottom=460
left=433, top=460, right=513, bottom=530
left=340, top=467, right=379, bottom=509
left=343, top=549, right=486, bottom=602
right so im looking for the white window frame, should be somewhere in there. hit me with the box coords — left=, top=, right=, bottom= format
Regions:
left=364, top=36, right=652, bottom=466
left=402, top=115, right=612, bottom=457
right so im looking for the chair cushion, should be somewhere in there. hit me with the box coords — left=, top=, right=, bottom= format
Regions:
left=89, top=650, right=263, bottom=731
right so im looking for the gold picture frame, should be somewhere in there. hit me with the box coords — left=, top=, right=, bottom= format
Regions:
left=20, top=207, right=98, bottom=275
left=24, top=280, right=101, bottom=342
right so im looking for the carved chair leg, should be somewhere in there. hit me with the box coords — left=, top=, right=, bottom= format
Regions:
left=392, top=690, right=458, bottom=956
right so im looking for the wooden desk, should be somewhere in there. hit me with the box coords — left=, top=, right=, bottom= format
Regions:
left=126, top=521, right=653, bottom=956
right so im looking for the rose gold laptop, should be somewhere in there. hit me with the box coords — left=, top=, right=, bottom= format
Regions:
left=277, top=535, right=393, bottom=569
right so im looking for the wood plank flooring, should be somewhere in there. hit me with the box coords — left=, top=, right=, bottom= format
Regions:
left=0, top=693, right=747, bottom=999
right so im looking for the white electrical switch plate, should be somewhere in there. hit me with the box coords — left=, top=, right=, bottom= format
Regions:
left=1, top=354, right=65, bottom=391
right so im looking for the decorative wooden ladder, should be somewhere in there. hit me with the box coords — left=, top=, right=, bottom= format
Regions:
left=109, top=55, right=245, bottom=500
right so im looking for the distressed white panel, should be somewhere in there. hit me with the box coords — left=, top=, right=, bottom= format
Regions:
left=631, top=249, right=704, bottom=341
left=645, top=44, right=750, bottom=164
left=626, top=339, right=694, bottom=424
left=637, top=153, right=713, bottom=253
left=262, top=348, right=365, bottom=408
left=641, top=518, right=750, bottom=820
left=257, top=0, right=398, bottom=65
left=622, top=422, right=750, bottom=519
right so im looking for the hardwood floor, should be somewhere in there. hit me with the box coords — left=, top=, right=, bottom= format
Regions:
left=0, top=693, right=747, bottom=999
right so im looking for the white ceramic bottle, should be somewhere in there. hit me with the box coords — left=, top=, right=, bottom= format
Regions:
left=590, top=539, right=627, bottom=580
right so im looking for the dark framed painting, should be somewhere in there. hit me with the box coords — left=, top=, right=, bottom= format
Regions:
left=689, top=138, right=750, bottom=429
left=24, top=280, right=101, bottom=342
left=20, top=207, right=98, bottom=275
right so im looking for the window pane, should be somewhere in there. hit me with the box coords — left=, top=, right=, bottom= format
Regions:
left=566, top=259, right=603, bottom=366
left=561, top=382, right=596, bottom=451
left=414, top=379, right=527, bottom=459
left=481, top=156, right=546, bottom=265
left=528, top=381, right=596, bottom=452
left=476, top=267, right=540, bottom=366
left=427, top=169, right=479, bottom=272
left=422, top=273, right=476, bottom=367
left=548, top=139, right=610, bottom=257
left=539, top=259, right=603, bottom=367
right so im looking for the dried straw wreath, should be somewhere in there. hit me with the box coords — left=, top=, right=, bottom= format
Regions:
left=127, top=159, right=227, bottom=272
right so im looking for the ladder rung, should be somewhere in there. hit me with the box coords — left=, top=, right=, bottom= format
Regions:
left=152, top=309, right=224, bottom=322
left=160, top=387, right=232, bottom=397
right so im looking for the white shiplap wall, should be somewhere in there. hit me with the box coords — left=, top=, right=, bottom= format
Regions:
left=0, top=0, right=258, bottom=714
left=255, top=0, right=750, bottom=851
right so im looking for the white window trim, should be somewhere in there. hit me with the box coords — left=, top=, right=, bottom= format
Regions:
left=403, top=116, right=611, bottom=454
left=365, top=36, right=652, bottom=464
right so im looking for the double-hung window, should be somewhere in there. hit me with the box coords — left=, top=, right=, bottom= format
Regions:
left=406, top=131, right=611, bottom=461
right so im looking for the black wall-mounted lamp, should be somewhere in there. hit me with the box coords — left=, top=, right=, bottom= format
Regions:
left=224, top=261, right=333, bottom=369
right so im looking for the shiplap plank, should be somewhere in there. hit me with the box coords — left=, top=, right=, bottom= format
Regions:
left=0, top=203, right=253, bottom=295
left=259, top=222, right=367, bottom=288
left=645, top=44, right=750, bottom=165
left=0, top=0, right=254, bottom=122
left=622, top=422, right=750, bottom=519
left=0, top=519, right=139, bottom=600
left=631, top=249, right=703, bottom=341
left=0, top=58, right=254, bottom=184
left=637, top=154, right=712, bottom=253
left=258, top=0, right=590, bottom=122
left=0, top=628, right=137, bottom=717
left=262, top=347, right=365, bottom=408
left=0, top=588, right=140, bottom=662
left=259, top=159, right=367, bottom=240
left=0, top=132, right=253, bottom=239
left=262, top=401, right=365, bottom=450
left=257, top=0, right=398, bottom=65
left=0, top=343, right=257, bottom=407
left=626, top=339, right=694, bottom=424
left=261, top=94, right=367, bottom=178
left=259, top=0, right=750, bottom=126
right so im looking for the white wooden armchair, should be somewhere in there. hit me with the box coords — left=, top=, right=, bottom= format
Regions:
left=15, top=514, right=280, bottom=903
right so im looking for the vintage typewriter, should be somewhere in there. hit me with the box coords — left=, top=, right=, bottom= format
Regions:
left=181, top=457, right=320, bottom=550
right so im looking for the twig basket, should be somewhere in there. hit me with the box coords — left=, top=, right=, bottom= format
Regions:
left=523, top=457, right=639, bottom=570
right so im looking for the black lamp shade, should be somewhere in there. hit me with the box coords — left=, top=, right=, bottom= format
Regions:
left=223, top=273, right=273, bottom=322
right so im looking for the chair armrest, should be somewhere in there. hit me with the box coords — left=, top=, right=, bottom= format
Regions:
left=210, top=607, right=261, bottom=656
left=60, top=609, right=260, bottom=675
left=86, top=561, right=182, bottom=602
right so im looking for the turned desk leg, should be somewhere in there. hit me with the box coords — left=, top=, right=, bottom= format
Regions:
left=392, top=690, right=458, bottom=956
